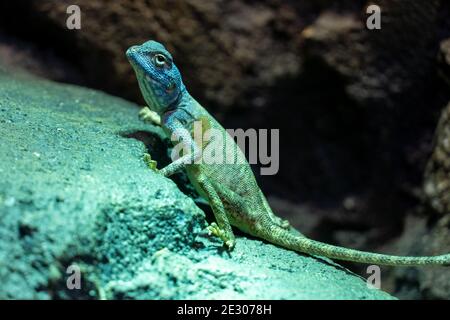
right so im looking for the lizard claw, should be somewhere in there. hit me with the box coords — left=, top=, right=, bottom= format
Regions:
left=139, top=107, right=161, bottom=125
left=279, top=219, right=290, bottom=230
left=225, top=240, right=235, bottom=250
left=207, top=222, right=236, bottom=249
left=206, top=222, right=218, bottom=235
left=271, top=216, right=290, bottom=229
left=143, top=153, right=159, bottom=172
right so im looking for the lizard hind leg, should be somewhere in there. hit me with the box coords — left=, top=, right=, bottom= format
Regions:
left=210, top=180, right=291, bottom=232
left=198, top=178, right=236, bottom=249
left=261, top=198, right=290, bottom=230
left=271, top=216, right=290, bottom=230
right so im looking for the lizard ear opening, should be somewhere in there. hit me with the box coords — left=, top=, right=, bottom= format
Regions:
left=166, top=82, right=176, bottom=94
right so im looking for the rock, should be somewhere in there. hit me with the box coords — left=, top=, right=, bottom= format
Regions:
left=303, top=0, right=446, bottom=105
left=424, top=102, right=450, bottom=214
left=391, top=98, right=450, bottom=300
left=382, top=98, right=450, bottom=300
left=0, top=68, right=205, bottom=299
left=276, top=3, right=450, bottom=293
left=0, top=31, right=84, bottom=85
left=0, top=0, right=308, bottom=109
left=438, top=38, right=450, bottom=84
left=381, top=215, right=450, bottom=299
left=0, top=70, right=394, bottom=299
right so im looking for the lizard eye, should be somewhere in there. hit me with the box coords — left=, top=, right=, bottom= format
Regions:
left=153, top=53, right=168, bottom=68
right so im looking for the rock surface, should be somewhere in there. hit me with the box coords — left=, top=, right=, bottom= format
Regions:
left=424, top=102, right=450, bottom=215
left=379, top=99, right=450, bottom=300
left=0, top=70, right=394, bottom=299
left=381, top=214, right=450, bottom=300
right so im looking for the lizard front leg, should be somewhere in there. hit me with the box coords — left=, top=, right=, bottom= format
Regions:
left=139, top=106, right=161, bottom=126
left=139, top=107, right=162, bottom=171
left=159, top=118, right=202, bottom=177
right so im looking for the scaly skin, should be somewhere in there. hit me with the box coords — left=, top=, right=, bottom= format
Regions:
left=127, top=40, right=450, bottom=266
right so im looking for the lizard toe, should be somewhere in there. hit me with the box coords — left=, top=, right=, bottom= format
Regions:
left=225, top=239, right=236, bottom=250
left=143, top=153, right=159, bottom=171
left=280, top=219, right=290, bottom=229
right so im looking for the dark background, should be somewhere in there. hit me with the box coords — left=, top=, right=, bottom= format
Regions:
left=0, top=0, right=449, bottom=299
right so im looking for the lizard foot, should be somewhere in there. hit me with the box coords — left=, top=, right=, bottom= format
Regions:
left=139, top=107, right=161, bottom=126
left=277, top=218, right=290, bottom=230
left=143, top=153, right=159, bottom=171
left=270, top=216, right=290, bottom=229
left=207, top=222, right=235, bottom=249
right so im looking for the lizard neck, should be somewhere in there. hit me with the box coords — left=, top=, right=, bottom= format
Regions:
left=161, top=87, right=195, bottom=123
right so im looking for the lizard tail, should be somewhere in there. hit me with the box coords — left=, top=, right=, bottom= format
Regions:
left=264, top=225, right=450, bottom=266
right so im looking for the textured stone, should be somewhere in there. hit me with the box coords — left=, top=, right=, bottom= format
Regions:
left=424, top=102, right=450, bottom=214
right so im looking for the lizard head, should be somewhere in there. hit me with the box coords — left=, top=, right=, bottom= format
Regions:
left=126, top=40, right=185, bottom=114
